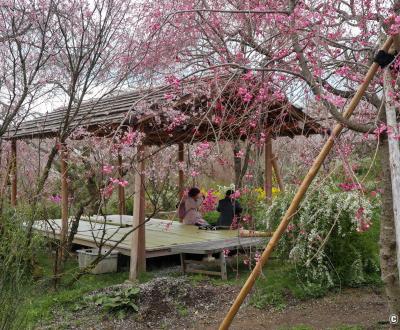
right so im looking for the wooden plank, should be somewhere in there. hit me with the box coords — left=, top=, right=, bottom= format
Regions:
left=170, top=237, right=266, bottom=254
left=32, top=217, right=244, bottom=258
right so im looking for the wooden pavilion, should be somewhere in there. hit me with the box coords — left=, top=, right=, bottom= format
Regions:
left=4, top=75, right=324, bottom=280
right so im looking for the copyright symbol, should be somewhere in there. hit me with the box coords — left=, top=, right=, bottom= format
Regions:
left=390, top=314, right=399, bottom=325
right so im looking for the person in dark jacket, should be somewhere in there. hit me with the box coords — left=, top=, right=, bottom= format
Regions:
left=216, top=190, right=242, bottom=227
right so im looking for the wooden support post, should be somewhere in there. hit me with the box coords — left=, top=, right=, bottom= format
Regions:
left=129, top=145, right=146, bottom=281
left=118, top=153, right=126, bottom=215
left=271, top=153, right=284, bottom=192
left=264, top=133, right=273, bottom=202
left=10, top=140, right=17, bottom=207
left=218, top=36, right=394, bottom=330
left=60, top=143, right=69, bottom=260
left=178, top=143, right=184, bottom=199
left=220, top=252, right=228, bottom=280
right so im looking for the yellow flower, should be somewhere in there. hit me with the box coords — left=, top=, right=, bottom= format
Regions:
left=254, top=187, right=280, bottom=201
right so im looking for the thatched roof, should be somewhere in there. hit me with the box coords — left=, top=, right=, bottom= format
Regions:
left=5, top=76, right=324, bottom=145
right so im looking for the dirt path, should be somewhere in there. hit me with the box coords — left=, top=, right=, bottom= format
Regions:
left=39, top=280, right=393, bottom=330
left=189, top=288, right=391, bottom=330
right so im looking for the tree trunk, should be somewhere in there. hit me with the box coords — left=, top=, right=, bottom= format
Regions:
left=383, top=68, right=400, bottom=281
left=378, top=117, right=400, bottom=318
left=233, top=141, right=242, bottom=188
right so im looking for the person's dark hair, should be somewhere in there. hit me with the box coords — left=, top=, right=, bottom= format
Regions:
left=226, top=189, right=234, bottom=197
left=188, top=187, right=201, bottom=198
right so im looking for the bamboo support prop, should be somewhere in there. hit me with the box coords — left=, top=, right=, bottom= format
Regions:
left=219, top=36, right=394, bottom=330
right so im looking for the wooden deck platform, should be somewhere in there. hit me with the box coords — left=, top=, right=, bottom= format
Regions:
left=33, top=215, right=245, bottom=258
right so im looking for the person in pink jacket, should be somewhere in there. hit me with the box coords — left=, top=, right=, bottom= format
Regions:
left=183, top=187, right=208, bottom=226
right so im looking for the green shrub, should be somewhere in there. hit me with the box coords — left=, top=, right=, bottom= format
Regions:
left=0, top=210, right=44, bottom=329
left=82, top=286, right=140, bottom=319
left=266, top=182, right=380, bottom=289
left=203, top=211, right=219, bottom=225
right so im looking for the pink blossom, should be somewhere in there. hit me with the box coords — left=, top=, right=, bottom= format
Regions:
left=50, top=195, right=62, bottom=203
left=190, top=170, right=200, bottom=177
left=118, top=180, right=128, bottom=187
left=201, top=190, right=218, bottom=212
left=195, top=141, right=211, bottom=158
left=243, top=92, right=253, bottom=103
left=165, top=75, right=180, bottom=88
left=102, top=165, right=114, bottom=174
left=101, top=184, right=114, bottom=198
left=231, top=190, right=241, bottom=199
left=338, top=182, right=363, bottom=191
left=235, top=150, right=245, bottom=158
left=223, top=248, right=230, bottom=257
left=164, top=93, right=174, bottom=100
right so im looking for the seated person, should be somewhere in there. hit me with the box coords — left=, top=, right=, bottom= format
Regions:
left=182, top=187, right=209, bottom=226
left=216, top=190, right=242, bottom=227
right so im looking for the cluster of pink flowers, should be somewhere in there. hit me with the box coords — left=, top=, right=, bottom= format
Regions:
left=223, top=248, right=230, bottom=257
left=120, top=129, right=139, bottom=147
left=237, top=87, right=253, bottom=103
left=194, top=141, right=211, bottom=158
left=102, top=165, right=114, bottom=174
left=235, top=149, right=245, bottom=159
left=355, top=207, right=371, bottom=232
left=201, top=190, right=218, bottom=213
left=387, top=15, right=400, bottom=35
left=110, top=177, right=128, bottom=187
left=50, top=194, right=62, bottom=203
left=338, top=182, right=364, bottom=191
left=165, top=75, right=180, bottom=88
left=101, top=184, right=114, bottom=198
left=373, top=123, right=400, bottom=140
left=166, top=113, right=188, bottom=132
left=190, top=169, right=200, bottom=177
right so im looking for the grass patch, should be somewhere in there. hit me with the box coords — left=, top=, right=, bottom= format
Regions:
left=21, top=250, right=138, bottom=328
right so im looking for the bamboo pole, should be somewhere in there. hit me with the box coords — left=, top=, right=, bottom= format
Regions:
left=118, top=153, right=126, bottom=215
left=178, top=143, right=184, bottom=199
left=60, top=143, right=69, bottom=260
left=271, top=153, right=284, bottom=192
left=264, top=133, right=273, bottom=202
left=10, top=140, right=17, bottom=207
left=219, top=36, right=394, bottom=330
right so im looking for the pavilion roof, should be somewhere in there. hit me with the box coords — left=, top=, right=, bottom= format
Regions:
left=4, top=76, right=324, bottom=144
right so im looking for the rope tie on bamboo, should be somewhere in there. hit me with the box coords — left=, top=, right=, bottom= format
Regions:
left=374, top=50, right=397, bottom=68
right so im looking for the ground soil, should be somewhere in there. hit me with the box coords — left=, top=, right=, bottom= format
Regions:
left=38, top=277, right=393, bottom=330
